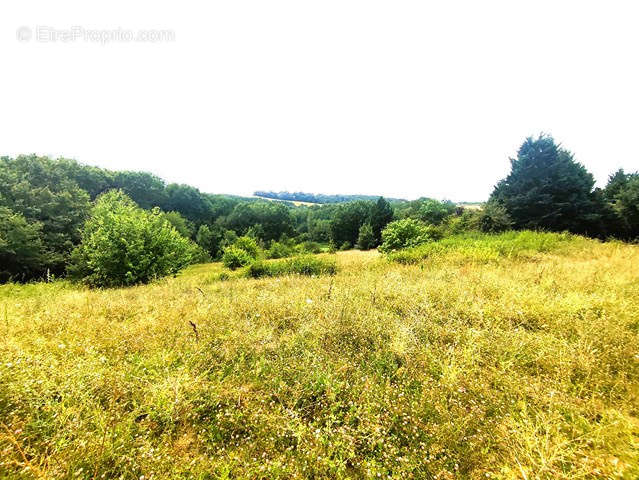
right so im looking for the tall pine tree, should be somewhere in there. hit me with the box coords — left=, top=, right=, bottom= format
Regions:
left=490, top=135, right=607, bottom=236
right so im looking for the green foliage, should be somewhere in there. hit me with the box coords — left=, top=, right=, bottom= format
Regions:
left=222, top=246, right=254, bottom=270
left=0, top=155, right=91, bottom=275
left=68, top=190, right=199, bottom=287
left=0, top=207, right=46, bottom=282
left=479, top=201, right=513, bottom=233
left=339, top=241, right=352, bottom=251
left=330, top=201, right=373, bottom=247
left=266, top=241, right=295, bottom=259
left=296, top=241, right=322, bottom=254
left=378, top=218, right=442, bottom=254
left=308, top=219, right=332, bottom=242
left=357, top=223, right=376, bottom=250
left=233, top=236, right=260, bottom=258
left=490, top=135, right=608, bottom=236
left=246, top=255, right=337, bottom=278
left=445, top=208, right=481, bottom=234
left=614, top=176, right=639, bottom=238
left=369, top=197, right=394, bottom=245
left=196, top=224, right=225, bottom=259
left=225, top=201, right=295, bottom=242
left=603, top=169, right=637, bottom=202
left=416, top=198, right=457, bottom=225
left=160, top=211, right=194, bottom=238
left=113, top=171, right=167, bottom=209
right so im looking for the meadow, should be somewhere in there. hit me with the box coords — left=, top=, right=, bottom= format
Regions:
left=1, top=232, right=638, bottom=479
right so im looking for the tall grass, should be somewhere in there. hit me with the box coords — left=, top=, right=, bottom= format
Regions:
left=388, top=230, right=592, bottom=265
left=1, top=232, right=638, bottom=479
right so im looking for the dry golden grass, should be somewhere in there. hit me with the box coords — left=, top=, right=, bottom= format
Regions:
left=1, top=235, right=638, bottom=479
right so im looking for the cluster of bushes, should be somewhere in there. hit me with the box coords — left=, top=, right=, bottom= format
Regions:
left=246, top=255, right=337, bottom=278
left=219, top=234, right=336, bottom=278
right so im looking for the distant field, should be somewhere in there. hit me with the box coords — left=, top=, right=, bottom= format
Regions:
left=252, top=195, right=320, bottom=206
left=1, top=233, right=638, bottom=479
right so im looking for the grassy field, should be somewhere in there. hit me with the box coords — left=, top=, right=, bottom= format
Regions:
left=1, top=233, right=638, bottom=479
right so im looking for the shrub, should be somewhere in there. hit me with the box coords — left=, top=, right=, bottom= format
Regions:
left=339, top=241, right=352, bottom=251
left=379, top=218, right=442, bottom=254
left=246, top=255, right=337, bottom=278
left=68, top=190, right=199, bottom=287
left=222, top=246, right=254, bottom=270
left=233, top=236, right=260, bottom=259
left=479, top=201, right=513, bottom=233
left=357, top=223, right=376, bottom=250
left=266, top=241, right=294, bottom=259
left=297, top=241, right=322, bottom=254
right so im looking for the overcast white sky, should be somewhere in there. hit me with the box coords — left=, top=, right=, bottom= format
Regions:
left=2, top=1, right=638, bottom=201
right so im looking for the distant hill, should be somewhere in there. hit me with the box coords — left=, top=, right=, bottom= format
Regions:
left=254, top=191, right=407, bottom=204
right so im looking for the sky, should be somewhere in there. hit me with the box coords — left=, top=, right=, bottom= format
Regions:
left=2, top=1, right=639, bottom=202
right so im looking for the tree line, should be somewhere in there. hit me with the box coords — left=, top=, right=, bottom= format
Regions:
left=254, top=191, right=405, bottom=204
left=1, top=134, right=638, bottom=284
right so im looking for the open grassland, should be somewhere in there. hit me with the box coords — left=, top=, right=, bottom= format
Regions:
left=1, top=234, right=638, bottom=479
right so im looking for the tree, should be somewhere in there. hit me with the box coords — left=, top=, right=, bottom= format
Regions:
left=68, top=190, right=199, bottom=287
left=357, top=223, right=376, bottom=250
left=330, top=201, right=372, bottom=247
left=224, top=201, right=294, bottom=242
left=416, top=198, right=456, bottom=225
left=161, top=183, right=212, bottom=224
left=0, top=155, right=91, bottom=274
left=196, top=224, right=225, bottom=259
left=113, top=171, right=167, bottom=209
left=369, top=197, right=394, bottom=246
left=490, top=135, right=606, bottom=236
left=604, top=169, right=637, bottom=203
left=161, top=211, right=194, bottom=238
left=615, top=176, right=639, bottom=238
left=0, top=207, right=46, bottom=282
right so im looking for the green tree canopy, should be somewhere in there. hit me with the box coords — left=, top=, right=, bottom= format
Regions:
left=69, top=190, right=200, bottom=287
left=490, top=135, right=607, bottom=236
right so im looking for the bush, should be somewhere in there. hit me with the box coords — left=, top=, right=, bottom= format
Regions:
left=297, top=241, right=322, bottom=254
left=266, top=241, right=294, bottom=259
left=379, top=218, right=442, bottom=254
left=357, top=223, right=376, bottom=250
left=222, top=246, right=254, bottom=270
left=247, top=255, right=337, bottom=278
left=233, top=236, right=260, bottom=258
left=68, top=190, right=199, bottom=287
left=479, top=201, right=513, bottom=233
left=339, top=241, right=352, bottom=251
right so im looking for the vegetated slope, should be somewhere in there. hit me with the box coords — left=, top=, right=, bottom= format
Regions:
left=1, top=234, right=638, bottom=479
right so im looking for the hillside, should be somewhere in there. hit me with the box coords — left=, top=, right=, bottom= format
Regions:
left=1, top=233, right=638, bottom=479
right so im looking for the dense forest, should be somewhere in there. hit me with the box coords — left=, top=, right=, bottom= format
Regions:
left=1, top=135, right=638, bottom=284
left=254, top=191, right=406, bottom=204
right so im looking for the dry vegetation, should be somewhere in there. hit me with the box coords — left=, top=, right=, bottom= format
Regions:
left=1, top=234, right=638, bottom=479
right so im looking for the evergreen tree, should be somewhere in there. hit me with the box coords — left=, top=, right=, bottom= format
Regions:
left=357, top=223, right=376, bottom=250
left=490, top=135, right=606, bottom=236
left=369, top=197, right=394, bottom=246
